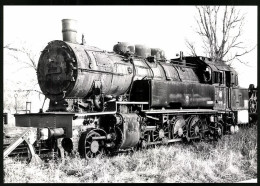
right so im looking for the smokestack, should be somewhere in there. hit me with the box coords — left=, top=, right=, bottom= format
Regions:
left=62, top=19, right=77, bottom=43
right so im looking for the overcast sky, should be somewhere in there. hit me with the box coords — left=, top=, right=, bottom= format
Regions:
left=3, top=6, right=257, bottom=88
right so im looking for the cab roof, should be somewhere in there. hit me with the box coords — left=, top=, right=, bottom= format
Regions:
left=172, top=56, right=235, bottom=72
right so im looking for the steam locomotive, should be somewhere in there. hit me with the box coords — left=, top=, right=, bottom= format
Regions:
left=13, top=19, right=252, bottom=160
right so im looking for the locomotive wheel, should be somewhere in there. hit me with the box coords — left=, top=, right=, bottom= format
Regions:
left=152, top=129, right=163, bottom=142
left=141, top=131, right=151, bottom=149
left=113, top=126, right=123, bottom=152
left=188, top=116, right=203, bottom=141
left=214, top=122, right=223, bottom=140
left=200, top=118, right=209, bottom=140
left=171, top=117, right=187, bottom=139
left=152, top=124, right=169, bottom=142
left=78, top=130, right=104, bottom=158
left=162, top=124, right=170, bottom=139
left=249, top=98, right=257, bottom=113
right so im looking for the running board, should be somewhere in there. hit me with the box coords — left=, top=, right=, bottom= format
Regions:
left=143, top=109, right=218, bottom=114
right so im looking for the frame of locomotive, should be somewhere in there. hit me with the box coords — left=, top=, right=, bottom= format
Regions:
left=12, top=19, right=252, bottom=160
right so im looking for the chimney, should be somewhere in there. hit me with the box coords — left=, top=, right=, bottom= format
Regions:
left=62, top=19, right=77, bottom=43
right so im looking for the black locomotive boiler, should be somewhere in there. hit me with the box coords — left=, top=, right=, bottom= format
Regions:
left=13, top=19, right=250, bottom=160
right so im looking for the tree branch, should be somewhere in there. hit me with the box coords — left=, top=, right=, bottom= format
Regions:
left=185, top=40, right=197, bottom=56
left=4, top=44, right=38, bottom=71
left=186, top=6, right=254, bottom=65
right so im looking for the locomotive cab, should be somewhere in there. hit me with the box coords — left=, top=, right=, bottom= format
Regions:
left=189, top=57, right=249, bottom=124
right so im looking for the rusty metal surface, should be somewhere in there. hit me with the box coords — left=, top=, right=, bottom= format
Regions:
left=135, top=44, right=151, bottom=58
left=175, top=66, right=199, bottom=82
left=160, top=63, right=180, bottom=81
left=37, top=41, right=77, bottom=100
left=38, top=41, right=220, bottom=106
left=150, top=80, right=215, bottom=108
left=118, top=113, right=141, bottom=149
left=231, top=88, right=249, bottom=110
left=133, top=58, right=153, bottom=80
left=14, top=113, right=74, bottom=138
left=151, top=63, right=166, bottom=80
left=130, top=79, right=215, bottom=109
left=214, top=86, right=227, bottom=110
left=38, top=40, right=246, bottom=116
left=38, top=40, right=134, bottom=101
left=113, top=42, right=135, bottom=55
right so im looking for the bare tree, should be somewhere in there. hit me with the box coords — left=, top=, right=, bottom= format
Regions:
left=4, top=42, right=38, bottom=71
left=4, top=42, right=43, bottom=114
left=186, top=6, right=256, bottom=64
left=4, top=41, right=41, bottom=88
left=185, top=40, right=197, bottom=56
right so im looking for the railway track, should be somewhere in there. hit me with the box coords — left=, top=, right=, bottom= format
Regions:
left=3, top=143, right=51, bottom=156
left=3, top=126, right=82, bottom=162
left=3, top=139, right=53, bottom=162
left=3, top=127, right=52, bottom=162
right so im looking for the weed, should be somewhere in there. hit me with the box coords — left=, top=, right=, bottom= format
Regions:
left=3, top=125, right=257, bottom=183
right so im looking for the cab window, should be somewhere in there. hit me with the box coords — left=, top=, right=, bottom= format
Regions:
left=214, top=71, right=224, bottom=84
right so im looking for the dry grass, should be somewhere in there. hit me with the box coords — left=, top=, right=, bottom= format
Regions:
left=3, top=125, right=257, bottom=183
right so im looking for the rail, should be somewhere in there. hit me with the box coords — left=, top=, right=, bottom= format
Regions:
left=4, top=128, right=42, bottom=165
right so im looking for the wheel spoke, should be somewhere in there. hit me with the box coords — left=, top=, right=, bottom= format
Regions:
left=86, top=140, right=91, bottom=144
left=171, top=117, right=186, bottom=139
left=78, top=130, right=105, bottom=158
left=188, top=117, right=203, bottom=141
left=86, top=151, right=91, bottom=157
